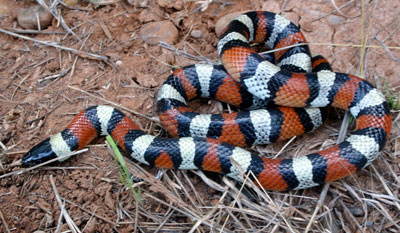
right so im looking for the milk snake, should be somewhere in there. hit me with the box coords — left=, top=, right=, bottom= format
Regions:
left=22, top=11, right=391, bottom=191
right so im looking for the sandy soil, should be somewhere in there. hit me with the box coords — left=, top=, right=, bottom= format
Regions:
left=0, top=0, right=399, bottom=232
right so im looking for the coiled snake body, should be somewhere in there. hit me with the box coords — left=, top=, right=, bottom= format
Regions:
left=22, top=11, right=391, bottom=191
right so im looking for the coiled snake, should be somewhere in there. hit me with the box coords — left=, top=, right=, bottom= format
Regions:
left=22, top=11, right=391, bottom=191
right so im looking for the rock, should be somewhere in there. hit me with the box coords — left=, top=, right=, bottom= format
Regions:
left=63, top=0, right=79, bottom=6
left=138, top=20, right=179, bottom=45
left=309, top=10, right=323, bottom=17
left=17, top=5, right=52, bottom=30
left=301, top=20, right=313, bottom=32
left=157, top=0, right=183, bottom=10
left=138, top=8, right=162, bottom=23
left=215, top=11, right=246, bottom=37
left=190, top=29, right=203, bottom=38
left=327, top=15, right=346, bottom=25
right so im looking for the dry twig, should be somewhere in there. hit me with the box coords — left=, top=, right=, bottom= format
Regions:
left=0, top=28, right=109, bottom=62
left=50, top=175, right=81, bottom=233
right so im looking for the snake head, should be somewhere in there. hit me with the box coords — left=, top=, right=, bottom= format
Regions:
left=22, top=138, right=57, bottom=167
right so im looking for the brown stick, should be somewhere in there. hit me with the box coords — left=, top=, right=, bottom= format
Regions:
left=0, top=27, right=108, bottom=62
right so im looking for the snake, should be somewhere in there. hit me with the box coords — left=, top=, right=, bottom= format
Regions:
left=22, top=11, right=391, bottom=191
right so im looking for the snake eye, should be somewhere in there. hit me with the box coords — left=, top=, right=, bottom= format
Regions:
left=22, top=139, right=57, bottom=167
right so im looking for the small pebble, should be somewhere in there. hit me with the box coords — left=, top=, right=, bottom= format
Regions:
left=301, top=20, right=313, bottom=32
left=327, top=15, right=346, bottom=25
left=190, top=29, right=203, bottom=38
left=157, top=0, right=183, bottom=10
left=138, top=8, right=162, bottom=23
left=17, top=5, right=52, bottom=30
left=365, top=220, right=373, bottom=227
left=63, top=0, right=78, bottom=6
